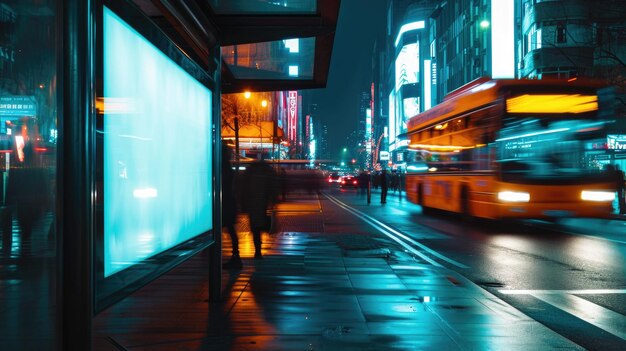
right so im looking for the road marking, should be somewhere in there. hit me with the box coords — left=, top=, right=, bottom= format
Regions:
left=500, top=289, right=626, bottom=295
left=325, top=194, right=469, bottom=269
left=499, top=289, right=626, bottom=341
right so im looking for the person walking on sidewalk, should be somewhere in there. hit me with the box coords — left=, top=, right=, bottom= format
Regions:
left=614, top=165, right=625, bottom=214
left=242, top=159, right=277, bottom=259
left=380, top=169, right=388, bottom=204
left=358, top=171, right=369, bottom=197
left=221, top=145, right=242, bottom=269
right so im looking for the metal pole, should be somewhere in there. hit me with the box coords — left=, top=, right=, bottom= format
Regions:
left=234, top=116, right=240, bottom=165
left=209, top=46, right=222, bottom=302
left=60, top=0, right=95, bottom=349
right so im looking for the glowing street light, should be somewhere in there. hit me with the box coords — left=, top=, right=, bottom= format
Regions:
left=244, top=91, right=251, bottom=99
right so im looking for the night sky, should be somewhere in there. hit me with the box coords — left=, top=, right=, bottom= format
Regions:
left=312, top=0, right=386, bottom=158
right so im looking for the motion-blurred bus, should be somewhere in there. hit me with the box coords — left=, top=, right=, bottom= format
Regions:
left=404, top=77, right=620, bottom=220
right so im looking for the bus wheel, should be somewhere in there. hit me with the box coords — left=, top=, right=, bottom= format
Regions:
left=460, top=186, right=473, bottom=222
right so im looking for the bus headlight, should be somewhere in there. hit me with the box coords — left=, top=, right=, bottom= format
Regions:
left=581, top=190, right=615, bottom=202
left=498, top=191, right=530, bottom=202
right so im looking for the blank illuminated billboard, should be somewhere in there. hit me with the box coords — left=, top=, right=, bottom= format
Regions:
left=103, top=7, right=213, bottom=277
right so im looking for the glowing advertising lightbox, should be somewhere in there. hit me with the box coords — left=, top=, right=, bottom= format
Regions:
left=395, top=43, right=419, bottom=91
left=103, top=8, right=213, bottom=277
left=491, top=0, right=515, bottom=78
left=388, top=91, right=396, bottom=148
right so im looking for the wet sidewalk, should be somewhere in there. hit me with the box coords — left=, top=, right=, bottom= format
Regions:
left=93, top=192, right=583, bottom=350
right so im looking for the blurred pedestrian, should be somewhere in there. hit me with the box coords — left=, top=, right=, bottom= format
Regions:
left=390, top=171, right=398, bottom=193
left=5, top=143, right=50, bottom=251
left=358, top=171, right=369, bottom=197
left=221, top=145, right=242, bottom=269
left=614, top=165, right=625, bottom=214
left=242, top=160, right=277, bottom=259
left=605, top=164, right=625, bottom=215
left=380, top=169, right=388, bottom=204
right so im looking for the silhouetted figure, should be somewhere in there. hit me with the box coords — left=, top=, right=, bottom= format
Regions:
left=380, top=170, right=388, bottom=204
left=358, top=171, right=370, bottom=197
left=242, top=160, right=277, bottom=259
left=222, top=145, right=242, bottom=269
left=608, top=164, right=625, bottom=215
left=615, top=166, right=626, bottom=214
left=4, top=143, right=50, bottom=253
left=390, top=171, right=398, bottom=193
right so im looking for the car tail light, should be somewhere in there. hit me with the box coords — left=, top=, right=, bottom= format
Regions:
left=353, top=180, right=357, bottom=185
left=328, top=179, right=332, bottom=183
left=341, top=180, right=345, bottom=184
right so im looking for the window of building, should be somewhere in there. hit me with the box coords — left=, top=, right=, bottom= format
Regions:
left=556, top=24, right=566, bottom=43
left=526, top=24, right=542, bottom=52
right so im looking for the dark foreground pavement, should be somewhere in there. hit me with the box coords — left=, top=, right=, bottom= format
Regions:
left=93, top=192, right=584, bottom=350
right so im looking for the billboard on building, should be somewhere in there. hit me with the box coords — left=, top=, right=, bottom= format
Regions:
left=491, top=0, right=515, bottom=78
left=395, top=43, right=419, bottom=91
left=608, top=135, right=626, bottom=150
left=395, top=42, right=420, bottom=120
left=288, top=91, right=298, bottom=141
left=388, top=91, right=396, bottom=150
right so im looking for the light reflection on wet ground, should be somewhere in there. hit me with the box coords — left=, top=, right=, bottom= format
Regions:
left=92, top=193, right=582, bottom=350
left=0, top=211, right=56, bottom=350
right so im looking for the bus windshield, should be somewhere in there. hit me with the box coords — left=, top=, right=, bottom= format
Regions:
left=496, top=115, right=609, bottom=182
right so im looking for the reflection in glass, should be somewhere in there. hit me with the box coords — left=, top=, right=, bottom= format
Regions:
left=496, top=116, right=609, bottom=180
left=0, top=1, right=58, bottom=349
left=222, top=38, right=315, bottom=80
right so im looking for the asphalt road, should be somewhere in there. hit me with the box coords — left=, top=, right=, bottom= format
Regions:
left=325, top=186, right=626, bottom=350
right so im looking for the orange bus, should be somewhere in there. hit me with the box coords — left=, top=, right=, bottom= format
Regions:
left=404, top=77, right=620, bottom=220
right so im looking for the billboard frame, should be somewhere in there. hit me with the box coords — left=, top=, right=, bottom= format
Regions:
left=93, top=0, right=218, bottom=312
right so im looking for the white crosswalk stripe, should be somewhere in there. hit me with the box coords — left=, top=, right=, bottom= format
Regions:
left=500, top=289, right=626, bottom=340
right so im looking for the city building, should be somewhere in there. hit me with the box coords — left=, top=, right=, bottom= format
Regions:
left=358, top=90, right=373, bottom=168
left=0, top=3, right=16, bottom=91
left=319, top=123, right=330, bottom=159
left=379, top=0, right=625, bottom=174
left=517, top=0, right=626, bottom=118
left=432, top=0, right=517, bottom=99
left=383, top=0, right=437, bottom=169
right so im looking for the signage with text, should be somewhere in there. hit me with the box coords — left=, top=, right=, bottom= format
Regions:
left=0, top=96, right=37, bottom=117
left=607, top=135, right=626, bottom=150
left=288, top=91, right=298, bottom=141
